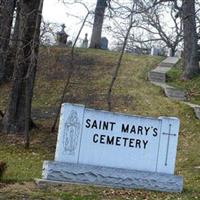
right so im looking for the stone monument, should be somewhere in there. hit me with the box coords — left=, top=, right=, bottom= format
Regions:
left=56, top=24, right=69, bottom=46
left=37, top=103, right=183, bottom=193
left=82, top=33, right=88, bottom=48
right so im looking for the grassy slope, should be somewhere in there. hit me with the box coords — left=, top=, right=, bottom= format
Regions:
left=0, top=48, right=200, bottom=199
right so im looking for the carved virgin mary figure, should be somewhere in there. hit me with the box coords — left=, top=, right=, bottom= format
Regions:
left=63, top=110, right=80, bottom=155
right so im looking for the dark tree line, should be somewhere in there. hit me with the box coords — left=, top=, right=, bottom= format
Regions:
left=0, top=0, right=43, bottom=136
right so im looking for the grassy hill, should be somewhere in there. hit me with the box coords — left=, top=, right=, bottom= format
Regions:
left=0, top=48, right=199, bottom=199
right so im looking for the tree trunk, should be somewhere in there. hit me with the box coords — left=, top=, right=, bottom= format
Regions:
left=182, top=0, right=200, bottom=79
left=3, top=0, right=43, bottom=134
left=89, top=0, right=107, bottom=49
left=0, top=0, right=16, bottom=83
left=4, top=0, right=21, bottom=81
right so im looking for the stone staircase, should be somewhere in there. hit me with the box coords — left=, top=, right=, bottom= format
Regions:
left=149, top=57, right=200, bottom=119
left=149, top=67, right=171, bottom=83
left=148, top=57, right=180, bottom=83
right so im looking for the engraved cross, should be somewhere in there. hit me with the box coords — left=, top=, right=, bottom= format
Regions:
left=162, top=124, right=176, bottom=166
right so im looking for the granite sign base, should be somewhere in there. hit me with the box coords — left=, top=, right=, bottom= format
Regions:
left=38, top=161, right=183, bottom=193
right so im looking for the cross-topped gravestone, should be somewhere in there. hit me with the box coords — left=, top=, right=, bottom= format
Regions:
left=61, top=24, right=65, bottom=31
left=81, top=33, right=88, bottom=48
left=38, top=103, right=183, bottom=192
left=56, top=24, right=69, bottom=46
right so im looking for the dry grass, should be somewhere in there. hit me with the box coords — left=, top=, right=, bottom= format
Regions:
left=0, top=47, right=199, bottom=199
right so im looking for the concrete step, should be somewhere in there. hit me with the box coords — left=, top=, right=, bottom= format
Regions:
left=149, top=65, right=173, bottom=83
left=149, top=74, right=166, bottom=83
left=164, top=87, right=186, bottom=101
left=149, top=81, right=168, bottom=89
left=149, top=56, right=200, bottom=121
left=159, top=62, right=174, bottom=68
left=148, top=71, right=166, bottom=83
left=182, top=102, right=200, bottom=119
left=194, top=107, right=200, bottom=119
left=161, top=57, right=180, bottom=65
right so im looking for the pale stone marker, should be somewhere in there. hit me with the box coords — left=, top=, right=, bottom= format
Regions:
left=167, top=49, right=173, bottom=57
left=100, top=37, right=108, bottom=50
left=151, top=47, right=160, bottom=56
left=38, top=103, right=183, bottom=192
left=175, top=51, right=182, bottom=58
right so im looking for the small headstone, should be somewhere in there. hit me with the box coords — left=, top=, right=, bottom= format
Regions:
left=151, top=47, right=160, bottom=56
left=56, top=24, right=69, bottom=46
left=81, top=33, right=88, bottom=48
left=167, top=49, right=173, bottom=57
left=38, top=103, right=183, bottom=193
left=100, top=37, right=108, bottom=50
left=175, top=51, right=182, bottom=58
left=67, top=40, right=73, bottom=47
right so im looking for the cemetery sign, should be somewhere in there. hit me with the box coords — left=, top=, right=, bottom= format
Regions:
left=39, top=103, right=183, bottom=192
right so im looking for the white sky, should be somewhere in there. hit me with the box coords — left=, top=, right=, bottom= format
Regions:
left=43, top=0, right=98, bottom=46
left=42, top=0, right=175, bottom=49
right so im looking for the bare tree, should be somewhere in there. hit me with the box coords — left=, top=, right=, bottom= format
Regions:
left=3, top=0, right=44, bottom=135
left=51, top=1, right=91, bottom=132
left=138, top=2, right=183, bottom=56
left=157, top=0, right=200, bottom=79
left=111, top=1, right=183, bottom=56
left=40, top=20, right=60, bottom=45
left=107, top=1, right=140, bottom=110
left=116, top=0, right=200, bottom=79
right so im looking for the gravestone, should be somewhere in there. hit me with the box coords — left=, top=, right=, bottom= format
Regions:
left=81, top=33, right=88, bottom=48
left=56, top=24, right=69, bottom=46
left=151, top=47, right=160, bottom=56
left=38, top=103, right=183, bottom=192
left=175, top=51, right=182, bottom=58
left=100, top=37, right=108, bottom=50
left=167, top=49, right=173, bottom=57
left=67, top=40, right=72, bottom=47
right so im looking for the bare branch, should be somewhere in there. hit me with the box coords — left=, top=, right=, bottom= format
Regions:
left=51, top=11, right=90, bottom=133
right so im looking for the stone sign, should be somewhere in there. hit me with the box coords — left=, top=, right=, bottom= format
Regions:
left=39, top=103, right=183, bottom=192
